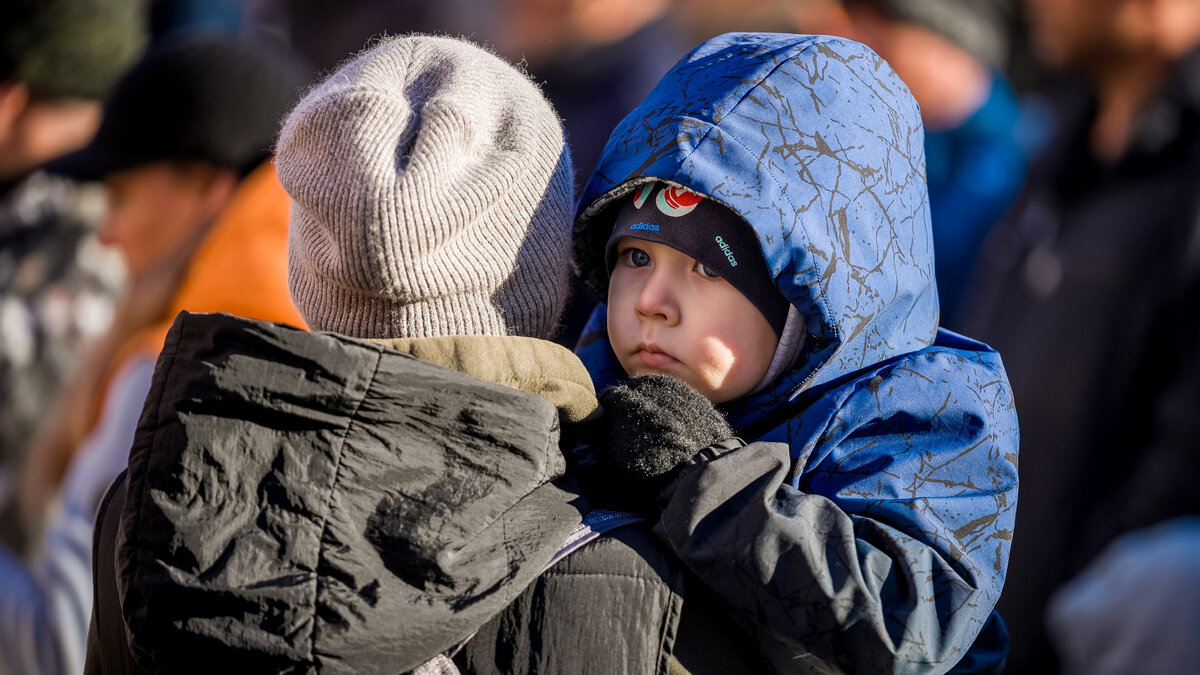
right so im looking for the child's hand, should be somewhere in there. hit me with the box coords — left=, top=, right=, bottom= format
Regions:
left=574, top=374, right=734, bottom=512
left=598, top=373, right=733, bottom=480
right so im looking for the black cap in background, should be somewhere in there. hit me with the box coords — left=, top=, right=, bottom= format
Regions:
left=49, top=33, right=309, bottom=181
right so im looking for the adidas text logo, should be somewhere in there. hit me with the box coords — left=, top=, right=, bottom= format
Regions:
left=715, top=236, right=738, bottom=267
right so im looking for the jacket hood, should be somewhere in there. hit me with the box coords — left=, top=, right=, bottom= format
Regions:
left=119, top=313, right=591, bottom=673
left=573, top=33, right=937, bottom=399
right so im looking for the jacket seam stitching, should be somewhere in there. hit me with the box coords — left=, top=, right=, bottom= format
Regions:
left=305, top=343, right=385, bottom=670
left=658, top=582, right=683, bottom=675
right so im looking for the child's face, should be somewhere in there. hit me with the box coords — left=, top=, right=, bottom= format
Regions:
left=607, top=237, right=779, bottom=404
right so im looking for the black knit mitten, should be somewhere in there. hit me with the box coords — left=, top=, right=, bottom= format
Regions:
left=574, top=374, right=734, bottom=512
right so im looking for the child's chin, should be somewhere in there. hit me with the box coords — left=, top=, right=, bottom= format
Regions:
left=631, top=349, right=682, bottom=371
left=626, top=364, right=668, bottom=378
left=627, top=365, right=695, bottom=390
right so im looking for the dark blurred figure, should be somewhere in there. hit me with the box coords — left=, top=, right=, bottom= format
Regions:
left=0, top=34, right=307, bottom=675
left=799, top=0, right=1037, bottom=327
left=493, top=0, right=684, bottom=191
left=148, top=0, right=247, bottom=38
left=0, top=0, right=145, bottom=509
left=248, top=0, right=490, bottom=78
left=957, top=0, right=1200, bottom=671
left=492, top=0, right=689, bottom=346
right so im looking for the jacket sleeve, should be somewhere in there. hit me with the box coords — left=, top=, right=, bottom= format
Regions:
left=654, top=350, right=1019, bottom=674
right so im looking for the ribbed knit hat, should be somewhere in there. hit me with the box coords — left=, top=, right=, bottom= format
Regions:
left=277, top=35, right=575, bottom=340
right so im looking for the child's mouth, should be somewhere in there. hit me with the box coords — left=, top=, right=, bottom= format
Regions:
left=634, top=344, right=678, bottom=369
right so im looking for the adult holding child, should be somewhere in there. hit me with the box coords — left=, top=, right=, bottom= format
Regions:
left=89, top=32, right=1021, bottom=675
left=86, top=35, right=587, bottom=674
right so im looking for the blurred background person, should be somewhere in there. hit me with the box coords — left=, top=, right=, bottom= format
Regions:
left=490, top=0, right=685, bottom=190
left=671, top=0, right=797, bottom=41
left=245, top=0, right=490, bottom=80
left=0, top=0, right=145, bottom=534
left=956, top=0, right=1200, bottom=671
left=795, top=0, right=1038, bottom=328
left=0, top=34, right=308, bottom=675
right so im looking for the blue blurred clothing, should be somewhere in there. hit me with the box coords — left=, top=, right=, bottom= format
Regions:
left=1048, top=517, right=1200, bottom=675
left=150, top=0, right=245, bottom=38
left=573, top=32, right=1019, bottom=673
left=925, top=72, right=1029, bottom=327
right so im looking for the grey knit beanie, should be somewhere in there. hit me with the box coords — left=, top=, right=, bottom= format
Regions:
left=277, top=35, right=574, bottom=340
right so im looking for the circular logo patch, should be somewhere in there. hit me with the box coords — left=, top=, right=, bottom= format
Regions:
left=655, top=186, right=702, bottom=217
left=632, top=184, right=653, bottom=209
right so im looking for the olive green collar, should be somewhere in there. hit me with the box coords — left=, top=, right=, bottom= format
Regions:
left=368, top=334, right=598, bottom=424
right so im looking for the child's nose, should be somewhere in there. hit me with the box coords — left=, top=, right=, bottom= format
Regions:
left=634, top=270, right=679, bottom=325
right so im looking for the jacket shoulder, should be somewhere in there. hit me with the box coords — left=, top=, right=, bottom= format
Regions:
left=118, top=312, right=582, bottom=672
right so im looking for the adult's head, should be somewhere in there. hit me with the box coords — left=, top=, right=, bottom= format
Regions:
left=0, top=0, right=146, bottom=181
left=1025, top=0, right=1200, bottom=75
left=51, top=34, right=308, bottom=276
left=841, top=0, right=1012, bottom=69
left=801, top=0, right=1013, bottom=129
left=489, top=0, right=670, bottom=67
left=277, top=35, right=575, bottom=341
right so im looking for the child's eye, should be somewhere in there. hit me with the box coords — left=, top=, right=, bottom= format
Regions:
left=624, top=248, right=651, bottom=268
left=696, top=262, right=721, bottom=279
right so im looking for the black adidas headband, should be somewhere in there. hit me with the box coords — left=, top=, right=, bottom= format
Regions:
left=605, top=183, right=790, bottom=336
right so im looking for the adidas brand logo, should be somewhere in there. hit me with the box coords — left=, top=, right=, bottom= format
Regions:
left=630, top=222, right=659, bottom=232
left=715, top=236, right=738, bottom=267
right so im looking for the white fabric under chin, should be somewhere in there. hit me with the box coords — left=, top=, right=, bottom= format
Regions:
left=752, top=305, right=806, bottom=395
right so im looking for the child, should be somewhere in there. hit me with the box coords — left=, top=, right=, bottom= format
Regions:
left=567, top=33, right=1018, bottom=673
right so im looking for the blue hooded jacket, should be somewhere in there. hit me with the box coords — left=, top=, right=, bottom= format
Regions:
left=573, top=33, right=1019, bottom=673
